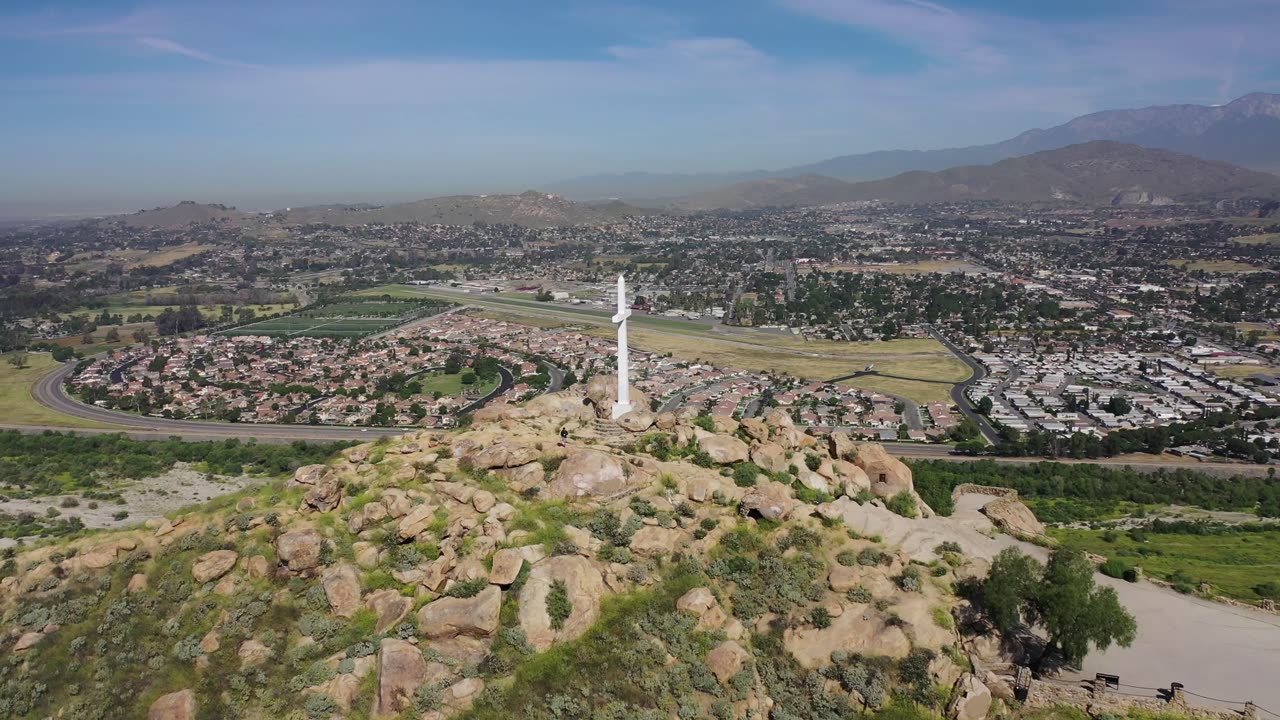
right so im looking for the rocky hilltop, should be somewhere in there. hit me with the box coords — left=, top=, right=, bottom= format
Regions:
left=0, top=376, right=1059, bottom=720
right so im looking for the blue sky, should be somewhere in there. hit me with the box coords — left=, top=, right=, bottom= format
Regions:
left=2, top=0, right=1278, bottom=216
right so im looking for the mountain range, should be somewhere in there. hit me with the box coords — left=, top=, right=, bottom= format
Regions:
left=669, top=141, right=1280, bottom=210
left=104, top=192, right=644, bottom=229
left=547, top=92, right=1280, bottom=200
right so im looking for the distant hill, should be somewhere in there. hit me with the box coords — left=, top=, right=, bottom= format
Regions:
left=109, top=201, right=247, bottom=228
left=273, top=190, right=646, bottom=228
left=548, top=92, right=1280, bottom=199
left=99, top=192, right=652, bottom=230
left=669, top=142, right=1280, bottom=210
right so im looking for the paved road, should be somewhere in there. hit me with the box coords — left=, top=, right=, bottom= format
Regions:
left=925, top=324, right=1001, bottom=444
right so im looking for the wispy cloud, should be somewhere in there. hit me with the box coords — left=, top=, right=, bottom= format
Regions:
left=135, top=36, right=258, bottom=68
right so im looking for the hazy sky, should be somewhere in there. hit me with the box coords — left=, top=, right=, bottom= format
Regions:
left=3, top=0, right=1279, bottom=216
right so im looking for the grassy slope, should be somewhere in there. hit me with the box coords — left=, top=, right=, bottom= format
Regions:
left=1049, top=526, right=1280, bottom=603
left=0, top=353, right=115, bottom=429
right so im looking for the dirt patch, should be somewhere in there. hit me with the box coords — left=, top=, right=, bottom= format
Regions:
left=0, top=463, right=259, bottom=546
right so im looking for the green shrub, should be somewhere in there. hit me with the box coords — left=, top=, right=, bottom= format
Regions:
left=809, top=606, right=832, bottom=629
left=547, top=580, right=572, bottom=630
left=444, top=579, right=488, bottom=599
left=886, top=492, right=917, bottom=518
left=732, top=462, right=762, bottom=487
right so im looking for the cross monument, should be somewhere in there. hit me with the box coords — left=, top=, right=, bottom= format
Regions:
left=611, top=274, right=633, bottom=419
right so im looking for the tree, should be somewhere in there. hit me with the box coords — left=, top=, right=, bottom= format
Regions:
left=6, top=351, right=29, bottom=369
left=976, top=396, right=994, bottom=415
left=982, top=547, right=1136, bottom=668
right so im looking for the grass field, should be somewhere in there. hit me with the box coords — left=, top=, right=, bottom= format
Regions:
left=1232, top=233, right=1280, bottom=245
left=474, top=310, right=570, bottom=329
left=1204, top=363, right=1276, bottom=379
left=1050, top=526, right=1280, bottom=604
left=417, top=371, right=499, bottom=398
left=0, top=353, right=115, bottom=429
left=222, top=316, right=402, bottom=338
left=351, top=285, right=435, bottom=299
left=605, top=327, right=971, bottom=404
left=1167, top=258, right=1265, bottom=273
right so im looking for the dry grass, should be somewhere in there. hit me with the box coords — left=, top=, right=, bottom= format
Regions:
left=1204, top=363, right=1276, bottom=379
left=1167, top=258, right=1265, bottom=273
left=606, top=328, right=970, bottom=404
left=1232, top=233, right=1280, bottom=245
left=474, top=310, right=570, bottom=329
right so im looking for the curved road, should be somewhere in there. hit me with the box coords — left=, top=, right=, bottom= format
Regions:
left=924, top=325, right=1001, bottom=444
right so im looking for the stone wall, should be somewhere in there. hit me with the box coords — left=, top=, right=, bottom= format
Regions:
left=950, top=484, right=1020, bottom=502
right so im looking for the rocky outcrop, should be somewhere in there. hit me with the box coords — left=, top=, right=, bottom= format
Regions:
left=148, top=689, right=196, bottom=720
left=707, top=641, right=751, bottom=683
left=741, top=480, right=796, bottom=521
left=698, top=433, right=750, bottom=465
left=853, top=443, right=914, bottom=499
left=374, top=638, right=427, bottom=717
left=468, top=440, right=539, bottom=470
left=519, top=555, right=606, bottom=651
left=750, top=441, right=787, bottom=473
left=949, top=673, right=993, bottom=720
left=276, top=529, right=324, bottom=573
left=488, top=548, right=525, bottom=585
left=981, top=497, right=1046, bottom=539
left=322, top=563, right=362, bottom=618
left=366, top=589, right=413, bottom=634
left=616, top=407, right=656, bottom=433
left=828, top=431, right=858, bottom=462
left=546, top=449, right=630, bottom=500
left=675, top=587, right=727, bottom=631
left=417, top=585, right=501, bottom=639
left=191, top=550, right=238, bottom=584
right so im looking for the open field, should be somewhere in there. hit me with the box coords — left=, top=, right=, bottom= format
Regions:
left=1204, top=363, right=1276, bottom=379
left=602, top=327, right=970, bottom=404
left=1050, top=526, right=1280, bottom=604
left=417, top=371, right=499, bottom=398
left=474, top=310, right=571, bottom=329
left=61, top=243, right=215, bottom=272
left=1234, top=321, right=1280, bottom=341
left=222, top=316, right=402, bottom=338
left=0, top=353, right=115, bottom=429
left=66, top=302, right=295, bottom=321
left=1167, top=258, right=1265, bottom=273
left=1232, top=233, right=1280, bottom=245
left=351, top=284, right=438, bottom=299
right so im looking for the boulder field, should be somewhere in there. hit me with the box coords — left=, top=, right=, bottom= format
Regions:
left=0, top=375, right=1045, bottom=720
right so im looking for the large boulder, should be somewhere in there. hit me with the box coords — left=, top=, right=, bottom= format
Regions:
left=675, top=587, right=727, bottom=631
left=586, top=374, right=619, bottom=419
left=828, top=431, right=858, bottom=462
left=698, top=434, right=750, bottom=465
left=417, top=585, right=501, bottom=639
left=750, top=441, right=787, bottom=473
left=302, top=474, right=342, bottom=513
left=628, top=526, right=682, bottom=556
left=148, top=689, right=196, bottom=720
left=518, top=555, right=606, bottom=651
left=191, top=550, right=238, bottom=584
left=489, top=548, right=526, bottom=585
left=763, top=408, right=795, bottom=429
left=740, top=417, right=769, bottom=442
left=290, top=464, right=333, bottom=487
left=741, top=481, right=796, bottom=521
left=522, top=391, right=595, bottom=422
left=707, top=641, right=751, bottom=683
left=276, top=529, right=324, bottom=573
left=496, top=462, right=545, bottom=493
left=468, top=440, right=539, bottom=470
left=617, top=407, right=657, bottom=433
left=853, top=443, right=914, bottom=499
left=949, top=673, right=993, bottom=720
left=321, top=563, right=363, bottom=618
left=396, top=503, right=438, bottom=542
left=546, top=449, right=630, bottom=500
left=981, top=497, right=1046, bottom=539
left=366, top=589, right=413, bottom=634
left=373, top=638, right=427, bottom=718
